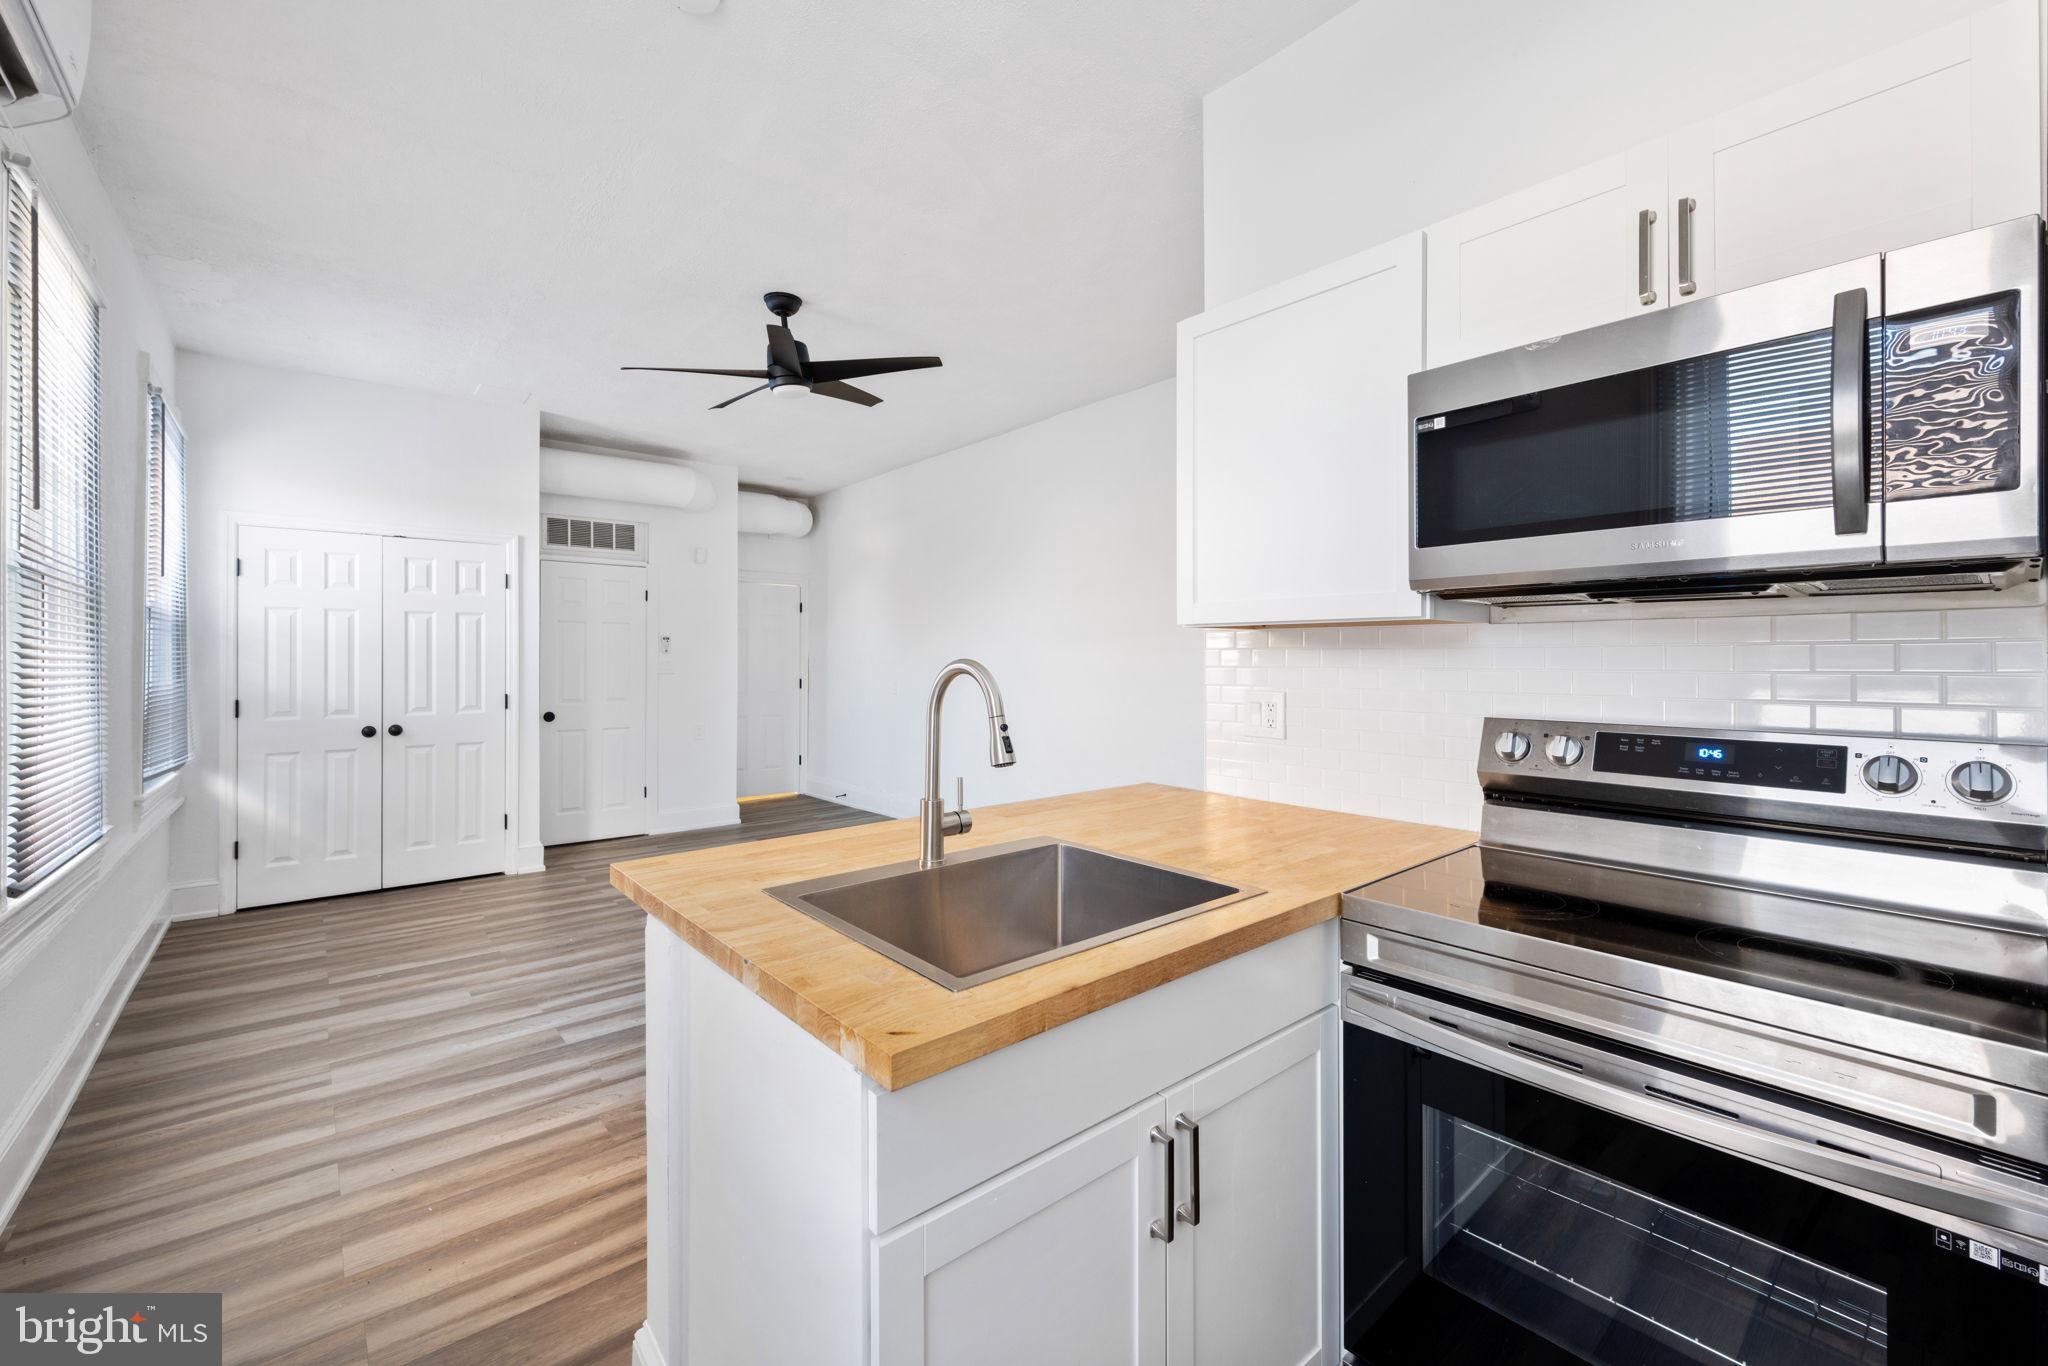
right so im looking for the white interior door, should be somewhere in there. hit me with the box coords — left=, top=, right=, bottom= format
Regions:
left=381, top=537, right=507, bottom=888
left=737, top=578, right=803, bottom=798
left=540, top=559, right=649, bottom=845
left=234, top=525, right=384, bottom=909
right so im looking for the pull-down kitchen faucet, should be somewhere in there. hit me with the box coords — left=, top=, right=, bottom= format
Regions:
left=920, top=659, right=1015, bottom=868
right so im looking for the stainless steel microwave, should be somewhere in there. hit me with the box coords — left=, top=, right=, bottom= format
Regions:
left=1408, top=216, right=2044, bottom=604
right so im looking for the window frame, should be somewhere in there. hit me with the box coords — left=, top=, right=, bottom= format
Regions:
left=140, top=378, right=188, bottom=788
left=2, top=162, right=108, bottom=914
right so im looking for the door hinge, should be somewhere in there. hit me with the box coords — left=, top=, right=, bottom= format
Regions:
left=504, top=572, right=510, bottom=589
left=503, top=813, right=509, bottom=830
left=232, top=840, right=239, bottom=860
left=233, top=699, right=240, bottom=719
left=797, top=677, right=804, bottom=689
left=643, top=785, right=648, bottom=797
left=644, top=589, right=649, bottom=601
left=798, top=754, right=804, bottom=766
left=503, top=692, right=509, bottom=710
left=235, top=557, right=242, bottom=576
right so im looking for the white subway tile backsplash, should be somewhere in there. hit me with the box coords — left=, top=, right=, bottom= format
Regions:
left=1205, top=603, right=2047, bottom=831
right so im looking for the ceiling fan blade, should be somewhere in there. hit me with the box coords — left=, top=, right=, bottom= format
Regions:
left=622, top=366, right=772, bottom=378
left=710, top=383, right=770, bottom=409
left=802, top=356, right=943, bottom=383
left=767, top=324, right=805, bottom=375
left=811, top=380, right=882, bottom=407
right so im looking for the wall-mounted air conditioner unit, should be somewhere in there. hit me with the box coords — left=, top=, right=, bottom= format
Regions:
left=0, top=0, right=87, bottom=128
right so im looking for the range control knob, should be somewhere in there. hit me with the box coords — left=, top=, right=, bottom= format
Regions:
left=1493, top=730, right=1531, bottom=763
left=1861, top=754, right=1918, bottom=795
left=1950, top=760, right=2015, bottom=805
left=1544, top=734, right=1585, bottom=767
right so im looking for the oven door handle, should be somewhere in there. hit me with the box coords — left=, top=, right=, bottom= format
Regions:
left=1343, top=980, right=2048, bottom=1261
left=1831, top=286, right=1871, bottom=536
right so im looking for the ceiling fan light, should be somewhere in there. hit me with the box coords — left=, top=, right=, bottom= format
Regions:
left=771, top=379, right=810, bottom=398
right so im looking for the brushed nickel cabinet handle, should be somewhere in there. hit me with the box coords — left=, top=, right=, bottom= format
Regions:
left=1637, top=208, right=1658, bottom=305
left=1148, top=1125, right=1175, bottom=1243
left=1831, top=287, right=1871, bottom=535
left=1173, top=1113, right=1201, bottom=1226
left=1677, top=197, right=1697, bottom=296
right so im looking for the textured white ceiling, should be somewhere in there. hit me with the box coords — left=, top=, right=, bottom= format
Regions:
left=76, top=0, right=1352, bottom=493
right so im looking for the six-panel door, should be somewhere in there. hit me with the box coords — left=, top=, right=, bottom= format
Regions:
left=380, top=537, right=508, bottom=888
left=540, top=559, right=649, bottom=845
left=737, top=578, right=803, bottom=798
left=873, top=1098, right=1169, bottom=1366
left=233, top=525, right=386, bottom=908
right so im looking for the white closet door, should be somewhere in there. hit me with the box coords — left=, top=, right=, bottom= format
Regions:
left=234, top=525, right=385, bottom=909
left=381, top=537, right=507, bottom=888
left=737, top=579, right=803, bottom=798
left=539, top=559, right=649, bottom=845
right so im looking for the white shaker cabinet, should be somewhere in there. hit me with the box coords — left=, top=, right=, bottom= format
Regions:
left=1423, top=142, right=1668, bottom=367
left=1177, top=232, right=1432, bottom=626
left=1669, top=1, right=2041, bottom=304
left=873, top=1099, right=1169, bottom=1366
left=1165, top=1012, right=1339, bottom=1366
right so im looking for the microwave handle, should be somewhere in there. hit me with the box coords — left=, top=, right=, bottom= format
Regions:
left=1831, top=287, right=1871, bottom=535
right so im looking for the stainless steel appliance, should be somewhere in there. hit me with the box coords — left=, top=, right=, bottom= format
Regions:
left=1408, top=217, right=2044, bottom=604
left=1340, top=716, right=2048, bottom=1363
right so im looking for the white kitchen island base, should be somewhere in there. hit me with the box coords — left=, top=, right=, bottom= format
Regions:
left=640, top=915, right=1344, bottom=1366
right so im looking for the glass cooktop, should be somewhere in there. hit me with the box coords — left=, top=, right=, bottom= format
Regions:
left=1350, top=846, right=2048, bottom=1055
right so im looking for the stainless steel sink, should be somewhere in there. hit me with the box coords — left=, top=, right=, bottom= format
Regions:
left=764, top=836, right=1262, bottom=990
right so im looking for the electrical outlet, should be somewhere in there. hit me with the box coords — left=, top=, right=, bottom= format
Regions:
left=1248, top=689, right=1286, bottom=740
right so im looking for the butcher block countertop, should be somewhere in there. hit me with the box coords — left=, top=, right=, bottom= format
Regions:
left=611, top=783, right=1472, bottom=1090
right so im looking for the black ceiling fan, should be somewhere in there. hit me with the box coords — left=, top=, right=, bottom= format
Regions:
left=622, top=292, right=942, bottom=409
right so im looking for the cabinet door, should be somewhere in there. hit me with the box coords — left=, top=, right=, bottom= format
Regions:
left=1176, top=232, right=1426, bottom=626
left=1164, top=1010, right=1338, bottom=1366
left=1423, top=142, right=1667, bottom=366
left=1669, top=0, right=2040, bottom=302
left=874, top=1098, right=1168, bottom=1366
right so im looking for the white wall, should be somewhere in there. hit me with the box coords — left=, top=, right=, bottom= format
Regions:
left=809, top=380, right=1203, bottom=817
left=172, top=352, right=543, bottom=906
left=0, top=115, right=180, bottom=1228
left=738, top=530, right=814, bottom=579
left=1202, top=0, right=2013, bottom=304
left=543, top=452, right=742, bottom=835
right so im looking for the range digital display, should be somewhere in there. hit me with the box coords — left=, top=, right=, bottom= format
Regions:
left=1594, top=732, right=1847, bottom=793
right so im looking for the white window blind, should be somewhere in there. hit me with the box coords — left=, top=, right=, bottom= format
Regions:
left=5, top=166, right=104, bottom=895
left=143, top=384, right=187, bottom=779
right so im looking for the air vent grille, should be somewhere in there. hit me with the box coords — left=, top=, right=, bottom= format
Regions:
left=543, top=516, right=644, bottom=558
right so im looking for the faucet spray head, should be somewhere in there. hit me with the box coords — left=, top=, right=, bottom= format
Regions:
left=990, top=714, right=1016, bottom=767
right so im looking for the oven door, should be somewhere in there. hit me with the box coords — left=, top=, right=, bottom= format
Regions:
left=1408, top=253, right=1885, bottom=596
left=1343, top=981, right=2048, bottom=1365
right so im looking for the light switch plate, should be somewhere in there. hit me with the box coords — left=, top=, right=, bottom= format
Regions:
left=1248, top=689, right=1285, bottom=740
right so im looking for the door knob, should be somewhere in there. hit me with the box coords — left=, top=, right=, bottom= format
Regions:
left=360, top=725, right=376, bottom=738
left=543, top=711, right=556, bottom=723
left=387, top=724, right=403, bottom=736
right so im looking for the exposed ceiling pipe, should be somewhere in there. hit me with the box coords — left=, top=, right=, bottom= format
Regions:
left=539, top=446, right=717, bottom=512
left=738, top=490, right=814, bottom=538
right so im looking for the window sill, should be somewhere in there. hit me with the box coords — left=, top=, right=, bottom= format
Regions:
left=0, top=835, right=109, bottom=991
left=135, top=768, right=184, bottom=828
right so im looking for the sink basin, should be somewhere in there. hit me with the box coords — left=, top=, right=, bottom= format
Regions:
left=764, top=836, right=1262, bottom=990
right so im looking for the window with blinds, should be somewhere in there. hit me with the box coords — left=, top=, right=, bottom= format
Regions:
left=143, top=385, right=187, bottom=780
left=4, top=166, right=104, bottom=896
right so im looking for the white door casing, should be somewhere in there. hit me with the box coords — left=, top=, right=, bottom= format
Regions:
left=381, top=537, right=508, bottom=888
left=233, top=525, right=385, bottom=909
left=539, top=559, right=649, bottom=845
left=874, top=1097, right=1169, bottom=1366
left=738, top=577, right=804, bottom=798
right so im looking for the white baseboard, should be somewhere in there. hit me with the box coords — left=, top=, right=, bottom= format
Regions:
left=804, top=775, right=908, bottom=820
left=652, top=803, right=742, bottom=836
left=0, top=892, right=166, bottom=1235
left=631, top=1322, right=668, bottom=1366
left=167, top=878, right=223, bottom=920
left=509, top=843, right=546, bottom=875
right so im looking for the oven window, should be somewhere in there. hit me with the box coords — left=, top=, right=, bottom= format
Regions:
left=1425, top=1109, right=1889, bottom=1364
left=1413, top=326, right=1858, bottom=548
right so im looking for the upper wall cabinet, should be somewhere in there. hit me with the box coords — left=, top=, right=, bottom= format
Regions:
left=1424, top=142, right=1668, bottom=368
left=1177, top=232, right=1432, bottom=626
left=1424, top=0, right=2041, bottom=367
left=1668, top=2, right=2039, bottom=303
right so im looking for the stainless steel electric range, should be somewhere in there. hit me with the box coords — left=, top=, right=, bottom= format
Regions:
left=1339, top=716, right=2048, bottom=1366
